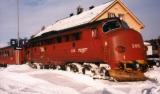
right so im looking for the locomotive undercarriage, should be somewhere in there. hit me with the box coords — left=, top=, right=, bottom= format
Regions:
left=64, top=62, right=147, bottom=81
left=29, top=61, right=147, bottom=81
left=0, top=64, right=7, bottom=67
left=110, top=62, right=148, bottom=81
left=29, top=62, right=113, bottom=80
left=65, top=63, right=111, bottom=80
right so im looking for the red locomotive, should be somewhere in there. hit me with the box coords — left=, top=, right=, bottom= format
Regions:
left=24, top=17, right=148, bottom=81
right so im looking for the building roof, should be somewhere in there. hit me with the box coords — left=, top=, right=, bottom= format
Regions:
left=34, top=0, right=144, bottom=38
left=34, top=1, right=114, bottom=37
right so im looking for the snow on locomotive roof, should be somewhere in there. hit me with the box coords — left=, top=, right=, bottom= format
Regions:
left=34, top=1, right=114, bottom=37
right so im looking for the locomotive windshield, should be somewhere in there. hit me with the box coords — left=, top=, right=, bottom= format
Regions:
left=103, top=18, right=129, bottom=32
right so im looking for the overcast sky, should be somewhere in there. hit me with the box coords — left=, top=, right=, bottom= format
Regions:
left=0, top=0, right=160, bottom=47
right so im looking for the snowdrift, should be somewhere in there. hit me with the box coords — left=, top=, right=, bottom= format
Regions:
left=0, top=64, right=160, bottom=94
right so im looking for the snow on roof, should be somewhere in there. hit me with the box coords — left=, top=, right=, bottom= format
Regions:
left=34, top=1, right=114, bottom=37
left=144, top=42, right=151, bottom=46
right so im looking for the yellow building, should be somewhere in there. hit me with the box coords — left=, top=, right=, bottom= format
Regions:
left=92, top=0, right=144, bottom=32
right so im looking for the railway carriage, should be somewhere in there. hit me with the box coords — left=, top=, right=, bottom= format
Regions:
left=0, top=46, right=24, bottom=67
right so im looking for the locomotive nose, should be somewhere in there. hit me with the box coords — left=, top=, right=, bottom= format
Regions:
left=105, top=29, right=147, bottom=81
left=106, top=29, right=146, bottom=63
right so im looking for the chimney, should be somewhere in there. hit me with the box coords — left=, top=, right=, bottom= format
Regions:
left=70, top=13, right=74, bottom=17
left=41, top=26, right=45, bottom=31
left=89, top=5, right=94, bottom=10
left=77, top=6, right=83, bottom=14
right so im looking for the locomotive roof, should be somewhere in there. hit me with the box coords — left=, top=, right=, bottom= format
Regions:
left=0, top=46, right=12, bottom=50
left=34, top=0, right=114, bottom=38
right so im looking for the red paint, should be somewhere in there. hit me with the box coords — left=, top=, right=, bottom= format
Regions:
left=0, top=47, right=24, bottom=65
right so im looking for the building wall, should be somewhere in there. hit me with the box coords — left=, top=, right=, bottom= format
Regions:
left=97, top=2, right=142, bottom=32
left=144, top=42, right=153, bottom=56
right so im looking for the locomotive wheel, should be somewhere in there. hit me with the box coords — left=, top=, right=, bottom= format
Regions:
left=99, top=67, right=110, bottom=80
left=55, top=65, right=61, bottom=70
left=71, top=64, right=79, bottom=73
left=49, top=64, right=56, bottom=69
left=82, top=66, right=91, bottom=75
left=33, top=63, right=42, bottom=69
left=28, top=62, right=37, bottom=69
left=66, top=64, right=79, bottom=73
left=44, top=65, right=49, bottom=69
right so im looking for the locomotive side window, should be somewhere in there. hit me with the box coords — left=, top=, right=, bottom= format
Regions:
left=103, top=20, right=120, bottom=32
left=45, top=39, right=52, bottom=45
left=64, top=35, right=70, bottom=42
left=52, top=38, right=56, bottom=44
left=56, top=36, right=62, bottom=43
left=71, top=32, right=81, bottom=41
left=75, top=32, right=81, bottom=40
left=6, top=51, right=9, bottom=57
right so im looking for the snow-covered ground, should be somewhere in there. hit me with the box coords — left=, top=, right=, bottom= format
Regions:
left=0, top=65, right=160, bottom=94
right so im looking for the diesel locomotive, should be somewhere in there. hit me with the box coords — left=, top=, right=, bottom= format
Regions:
left=22, top=17, right=147, bottom=81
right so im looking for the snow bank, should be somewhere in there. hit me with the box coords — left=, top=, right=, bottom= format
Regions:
left=0, top=71, right=80, bottom=94
left=1, top=65, right=160, bottom=94
left=3, top=64, right=34, bottom=73
left=30, top=70, right=126, bottom=94
left=145, top=66, right=160, bottom=83
left=0, top=67, right=5, bottom=71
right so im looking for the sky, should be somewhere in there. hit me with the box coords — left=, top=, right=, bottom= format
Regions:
left=0, top=0, right=160, bottom=47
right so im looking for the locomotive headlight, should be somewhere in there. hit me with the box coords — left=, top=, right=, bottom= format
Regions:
left=116, top=46, right=126, bottom=53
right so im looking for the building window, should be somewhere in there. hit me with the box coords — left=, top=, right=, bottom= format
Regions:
left=118, top=13, right=124, bottom=20
left=108, top=12, right=116, bottom=18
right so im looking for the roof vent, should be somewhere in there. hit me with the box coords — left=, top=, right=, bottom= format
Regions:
left=70, top=13, right=74, bottom=17
left=89, top=5, right=94, bottom=10
left=41, top=26, right=45, bottom=31
left=77, top=6, right=83, bottom=15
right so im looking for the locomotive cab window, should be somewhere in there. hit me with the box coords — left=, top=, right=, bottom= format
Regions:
left=103, top=18, right=130, bottom=33
left=103, top=20, right=121, bottom=32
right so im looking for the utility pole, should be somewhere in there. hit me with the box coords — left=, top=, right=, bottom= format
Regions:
left=16, top=0, right=20, bottom=64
